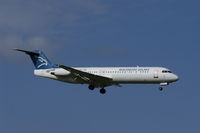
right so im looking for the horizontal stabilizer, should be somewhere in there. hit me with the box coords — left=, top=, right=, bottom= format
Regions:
left=15, top=49, right=58, bottom=69
left=14, top=49, right=39, bottom=56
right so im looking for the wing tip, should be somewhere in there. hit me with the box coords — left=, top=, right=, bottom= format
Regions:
left=14, top=48, right=22, bottom=51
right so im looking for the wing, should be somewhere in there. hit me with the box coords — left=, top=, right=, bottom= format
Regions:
left=56, top=64, right=113, bottom=86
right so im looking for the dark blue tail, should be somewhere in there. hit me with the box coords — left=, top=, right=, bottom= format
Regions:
left=15, top=49, right=58, bottom=69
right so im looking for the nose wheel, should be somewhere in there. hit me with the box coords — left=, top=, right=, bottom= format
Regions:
left=159, top=87, right=163, bottom=91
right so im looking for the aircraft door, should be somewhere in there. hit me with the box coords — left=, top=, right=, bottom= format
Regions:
left=154, top=70, right=158, bottom=78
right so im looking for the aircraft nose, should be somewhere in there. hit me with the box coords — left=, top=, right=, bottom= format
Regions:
left=173, top=74, right=179, bottom=81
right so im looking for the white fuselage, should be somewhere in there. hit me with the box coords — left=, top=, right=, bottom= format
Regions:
left=34, top=67, right=178, bottom=87
left=15, top=49, right=179, bottom=93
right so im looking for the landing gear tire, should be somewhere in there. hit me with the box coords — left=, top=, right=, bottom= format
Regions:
left=159, top=87, right=163, bottom=91
left=88, top=85, right=95, bottom=90
left=100, top=88, right=106, bottom=94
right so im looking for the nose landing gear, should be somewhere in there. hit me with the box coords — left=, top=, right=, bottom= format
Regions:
left=159, top=83, right=168, bottom=91
left=159, top=87, right=163, bottom=91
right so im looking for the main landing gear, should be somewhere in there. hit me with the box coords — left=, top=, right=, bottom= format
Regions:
left=88, top=85, right=106, bottom=94
left=100, top=88, right=106, bottom=94
left=88, top=85, right=95, bottom=90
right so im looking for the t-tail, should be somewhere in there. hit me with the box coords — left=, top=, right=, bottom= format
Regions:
left=15, top=49, right=58, bottom=69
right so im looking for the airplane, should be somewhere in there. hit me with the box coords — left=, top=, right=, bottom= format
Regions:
left=15, top=49, right=179, bottom=94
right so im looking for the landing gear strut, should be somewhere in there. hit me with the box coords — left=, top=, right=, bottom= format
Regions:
left=88, top=85, right=95, bottom=90
left=100, top=88, right=106, bottom=94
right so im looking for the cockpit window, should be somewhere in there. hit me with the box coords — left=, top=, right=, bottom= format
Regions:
left=162, top=70, right=167, bottom=73
left=162, top=70, right=172, bottom=73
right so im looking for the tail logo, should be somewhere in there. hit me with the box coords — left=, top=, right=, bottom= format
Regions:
left=37, top=57, right=48, bottom=68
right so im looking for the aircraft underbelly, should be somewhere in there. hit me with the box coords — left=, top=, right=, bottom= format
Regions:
left=112, top=74, right=164, bottom=84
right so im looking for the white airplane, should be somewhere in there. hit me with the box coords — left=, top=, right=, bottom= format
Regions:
left=15, top=49, right=179, bottom=94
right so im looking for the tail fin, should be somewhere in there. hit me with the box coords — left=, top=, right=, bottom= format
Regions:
left=15, top=49, right=58, bottom=69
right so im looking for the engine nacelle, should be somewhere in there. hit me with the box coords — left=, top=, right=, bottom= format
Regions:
left=51, top=69, right=70, bottom=76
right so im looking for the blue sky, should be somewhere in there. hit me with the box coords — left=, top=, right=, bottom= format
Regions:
left=1, top=0, right=200, bottom=133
